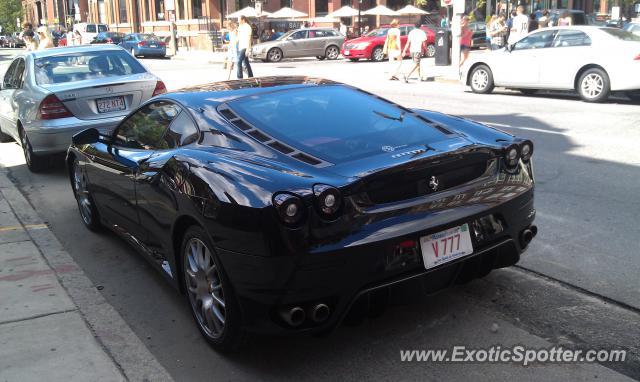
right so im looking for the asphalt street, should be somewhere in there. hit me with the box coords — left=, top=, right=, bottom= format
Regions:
left=0, top=49, right=638, bottom=381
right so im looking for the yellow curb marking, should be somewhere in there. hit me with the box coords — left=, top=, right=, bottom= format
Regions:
left=0, top=224, right=48, bottom=232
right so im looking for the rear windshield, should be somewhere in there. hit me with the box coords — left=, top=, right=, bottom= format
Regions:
left=366, top=28, right=389, bottom=37
left=227, top=86, right=448, bottom=162
left=34, top=50, right=147, bottom=85
left=140, top=34, right=160, bottom=41
left=601, top=27, right=640, bottom=41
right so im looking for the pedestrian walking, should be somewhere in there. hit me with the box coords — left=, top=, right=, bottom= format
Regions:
left=382, top=19, right=402, bottom=80
left=340, top=22, right=347, bottom=36
left=489, top=13, right=508, bottom=50
left=528, top=13, right=539, bottom=32
left=236, top=15, right=254, bottom=79
left=558, top=11, right=572, bottom=26
left=22, top=30, right=37, bottom=51
left=459, top=16, right=473, bottom=69
left=486, top=15, right=497, bottom=49
left=401, top=21, right=428, bottom=82
left=538, top=10, right=550, bottom=28
left=507, top=6, right=529, bottom=46
left=36, top=26, right=54, bottom=50
left=225, top=22, right=239, bottom=80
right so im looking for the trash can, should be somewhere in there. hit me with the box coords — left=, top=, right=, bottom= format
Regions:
left=435, top=28, right=451, bottom=66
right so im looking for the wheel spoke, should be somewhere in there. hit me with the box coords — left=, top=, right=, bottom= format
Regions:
left=211, top=303, right=225, bottom=325
left=211, top=291, right=225, bottom=308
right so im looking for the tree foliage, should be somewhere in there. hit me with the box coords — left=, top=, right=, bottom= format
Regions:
left=0, top=0, right=22, bottom=33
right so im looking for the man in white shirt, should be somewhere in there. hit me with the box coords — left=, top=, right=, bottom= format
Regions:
left=401, top=22, right=428, bottom=82
left=508, top=5, right=529, bottom=45
left=236, top=15, right=254, bottom=79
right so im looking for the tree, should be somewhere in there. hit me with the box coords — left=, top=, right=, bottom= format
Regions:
left=0, top=0, right=22, bottom=33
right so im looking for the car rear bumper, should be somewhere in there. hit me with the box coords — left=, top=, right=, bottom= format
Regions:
left=217, top=188, right=536, bottom=335
left=136, top=47, right=166, bottom=56
left=25, top=116, right=123, bottom=154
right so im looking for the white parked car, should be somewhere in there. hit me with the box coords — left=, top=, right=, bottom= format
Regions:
left=462, top=26, right=640, bottom=102
left=0, top=45, right=166, bottom=171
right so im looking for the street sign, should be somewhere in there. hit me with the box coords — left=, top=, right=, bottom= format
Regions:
left=441, top=0, right=453, bottom=7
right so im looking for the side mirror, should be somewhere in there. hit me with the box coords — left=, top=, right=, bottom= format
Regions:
left=72, top=128, right=100, bottom=145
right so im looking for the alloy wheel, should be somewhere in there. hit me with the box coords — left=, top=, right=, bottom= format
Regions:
left=472, top=69, right=489, bottom=91
left=184, top=238, right=226, bottom=339
left=326, top=46, right=339, bottom=60
left=372, top=47, right=384, bottom=62
left=426, top=44, right=436, bottom=58
left=20, top=129, right=34, bottom=168
left=73, top=161, right=92, bottom=225
left=580, top=73, right=603, bottom=100
left=267, top=48, right=282, bottom=62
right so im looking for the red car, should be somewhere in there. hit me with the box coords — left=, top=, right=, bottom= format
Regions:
left=341, top=24, right=436, bottom=62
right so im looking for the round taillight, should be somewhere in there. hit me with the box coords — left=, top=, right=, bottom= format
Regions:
left=313, top=184, right=342, bottom=218
left=504, top=144, right=520, bottom=168
left=273, top=193, right=305, bottom=225
left=520, top=140, right=534, bottom=162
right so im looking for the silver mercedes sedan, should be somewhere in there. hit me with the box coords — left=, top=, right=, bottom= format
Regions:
left=0, top=44, right=166, bottom=171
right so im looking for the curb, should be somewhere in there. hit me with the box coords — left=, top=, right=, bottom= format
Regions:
left=0, top=167, right=174, bottom=382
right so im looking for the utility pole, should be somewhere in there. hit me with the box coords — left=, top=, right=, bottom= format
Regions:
left=451, top=0, right=464, bottom=69
left=165, top=0, right=178, bottom=55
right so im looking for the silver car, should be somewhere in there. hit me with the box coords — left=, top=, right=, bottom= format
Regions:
left=251, top=28, right=345, bottom=62
left=0, top=44, right=166, bottom=171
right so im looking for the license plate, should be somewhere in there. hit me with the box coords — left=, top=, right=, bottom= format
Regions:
left=420, top=224, right=473, bottom=269
left=344, top=50, right=350, bottom=55
left=96, top=96, right=125, bottom=113
left=149, top=45, right=157, bottom=48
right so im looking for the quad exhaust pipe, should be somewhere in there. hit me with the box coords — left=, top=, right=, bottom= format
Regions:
left=520, top=225, right=538, bottom=248
left=310, top=303, right=330, bottom=323
left=280, top=303, right=331, bottom=327
left=280, top=306, right=306, bottom=327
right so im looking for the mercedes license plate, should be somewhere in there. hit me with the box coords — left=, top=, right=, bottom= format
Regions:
left=96, top=96, right=125, bottom=113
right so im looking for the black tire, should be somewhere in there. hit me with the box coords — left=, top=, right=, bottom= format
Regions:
left=577, top=67, right=610, bottom=103
left=181, top=225, right=243, bottom=352
left=19, top=128, right=47, bottom=172
left=0, top=127, right=12, bottom=143
left=348, top=58, right=359, bottom=62
left=316, top=55, right=326, bottom=60
left=518, top=89, right=537, bottom=96
left=371, top=46, right=384, bottom=62
left=266, top=48, right=283, bottom=63
left=626, top=91, right=640, bottom=103
left=469, top=65, right=495, bottom=94
left=425, top=44, right=436, bottom=58
left=325, top=45, right=340, bottom=60
left=71, top=157, right=102, bottom=231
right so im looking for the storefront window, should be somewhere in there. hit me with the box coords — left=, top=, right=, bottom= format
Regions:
left=315, top=0, right=328, bottom=15
left=192, top=0, right=203, bottom=18
left=119, top=0, right=128, bottom=22
left=178, top=0, right=185, bottom=19
left=156, top=0, right=166, bottom=20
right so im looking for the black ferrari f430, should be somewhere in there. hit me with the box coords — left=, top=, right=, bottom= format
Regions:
left=67, top=77, right=537, bottom=351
